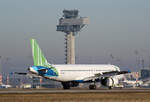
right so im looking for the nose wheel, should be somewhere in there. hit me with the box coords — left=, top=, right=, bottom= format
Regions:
left=89, top=84, right=96, bottom=90
left=108, top=86, right=113, bottom=90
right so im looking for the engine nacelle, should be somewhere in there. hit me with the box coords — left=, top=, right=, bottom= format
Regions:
left=101, top=77, right=118, bottom=88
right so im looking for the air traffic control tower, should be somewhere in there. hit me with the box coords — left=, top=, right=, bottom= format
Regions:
left=57, top=10, right=89, bottom=64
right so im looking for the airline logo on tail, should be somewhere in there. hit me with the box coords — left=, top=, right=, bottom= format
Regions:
left=31, top=39, right=58, bottom=76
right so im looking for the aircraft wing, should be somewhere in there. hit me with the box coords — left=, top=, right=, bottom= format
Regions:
left=83, top=70, right=130, bottom=82
left=95, top=71, right=130, bottom=77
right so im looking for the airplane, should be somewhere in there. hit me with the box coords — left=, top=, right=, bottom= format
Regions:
left=17, top=39, right=130, bottom=89
left=0, top=84, right=12, bottom=88
left=122, top=79, right=143, bottom=88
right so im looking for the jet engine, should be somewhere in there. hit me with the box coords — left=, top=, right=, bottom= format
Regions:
left=101, top=77, right=118, bottom=88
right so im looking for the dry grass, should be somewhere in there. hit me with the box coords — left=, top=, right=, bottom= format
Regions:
left=0, top=92, right=150, bottom=102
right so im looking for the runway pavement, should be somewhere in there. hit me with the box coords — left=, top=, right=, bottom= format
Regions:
left=0, top=88, right=150, bottom=94
left=0, top=88, right=150, bottom=102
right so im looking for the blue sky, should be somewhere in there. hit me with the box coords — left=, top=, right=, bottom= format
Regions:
left=0, top=0, right=150, bottom=73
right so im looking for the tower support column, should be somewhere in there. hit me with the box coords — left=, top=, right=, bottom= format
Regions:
left=65, top=32, right=75, bottom=64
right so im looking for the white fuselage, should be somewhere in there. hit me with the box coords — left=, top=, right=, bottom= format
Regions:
left=48, top=64, right=120, bottom=82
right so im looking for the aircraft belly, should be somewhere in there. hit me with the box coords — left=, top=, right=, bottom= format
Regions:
left=56, top=72, right=87, bottom=82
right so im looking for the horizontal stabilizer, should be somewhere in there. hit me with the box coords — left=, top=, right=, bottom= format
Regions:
left=14, top=72, right=27, bottom=75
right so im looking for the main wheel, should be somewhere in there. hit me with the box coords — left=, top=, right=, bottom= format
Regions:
left=89, top=84, right=96, bottom=90
left=61, top=82, right=70, bottom=89
left=63, top=85, right=70, bottom=89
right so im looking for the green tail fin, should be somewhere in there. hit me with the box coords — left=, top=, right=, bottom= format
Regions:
left=30, top=39, right=58, bottom=76
left=31, top=39, right=50, bottom=67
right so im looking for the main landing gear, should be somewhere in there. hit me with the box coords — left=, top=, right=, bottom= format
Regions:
left=61, top=81, right=97, bottom=90
left=61, top=82, right=70, bottom=89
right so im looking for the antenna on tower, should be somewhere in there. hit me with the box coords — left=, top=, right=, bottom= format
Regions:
left=57, top=9, right=89, bottom=64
